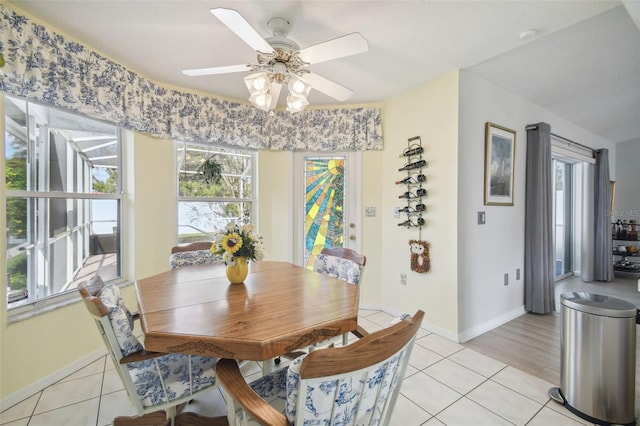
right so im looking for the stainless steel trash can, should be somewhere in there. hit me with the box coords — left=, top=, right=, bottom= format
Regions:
left=549, top=292, right=637, bottom=426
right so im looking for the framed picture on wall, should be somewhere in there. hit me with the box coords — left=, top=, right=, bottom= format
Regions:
left=484, top=122, right=516, bottom=206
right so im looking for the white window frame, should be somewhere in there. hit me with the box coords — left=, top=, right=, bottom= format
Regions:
left=4, top=95, right=124, bottom=322
left=175, top=141, right=256, bottom=241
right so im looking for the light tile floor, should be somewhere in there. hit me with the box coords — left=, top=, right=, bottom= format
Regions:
left=1, top=310, right=601, bottom=426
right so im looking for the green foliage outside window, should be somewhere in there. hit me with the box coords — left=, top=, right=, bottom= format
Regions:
left=93, top=168, right=118, bottom=193
left=7, top=253, right=27, bottom=291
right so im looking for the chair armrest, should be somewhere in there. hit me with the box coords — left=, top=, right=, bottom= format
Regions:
left=351, top=325, right=369, bottom=339
left=216, top=358, right=290, bottom=426
left=119, top=349, right=168, bottom=364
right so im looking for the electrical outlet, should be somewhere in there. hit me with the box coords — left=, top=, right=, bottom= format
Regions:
left=504, top=273, right=509, bottom=286
left=516, top=268, right=521, bottom=280
left=400, top=273, right=407, bottom=285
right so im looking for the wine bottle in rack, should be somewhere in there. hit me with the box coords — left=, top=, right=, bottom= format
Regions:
left=398, top=159, right=426, bottom=172
left=398, top=146, right=424, bottom=158
left=395, top=174, right=426, bottom=185
left=398, top=188, right=427, bottom=199
left=397, top=217, right=425, bottom=227
left=397, top=203, right=426, bottom=213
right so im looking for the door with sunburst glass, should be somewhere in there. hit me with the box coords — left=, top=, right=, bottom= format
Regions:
left=294, top=153, right=360, bottom=269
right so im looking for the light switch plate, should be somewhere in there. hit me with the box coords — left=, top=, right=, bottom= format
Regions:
left=478, top=211, right=486, bottom=225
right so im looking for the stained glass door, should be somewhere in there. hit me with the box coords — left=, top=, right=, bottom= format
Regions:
left=295, top=153, right=360, bottom=269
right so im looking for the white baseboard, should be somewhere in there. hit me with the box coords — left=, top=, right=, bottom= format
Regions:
left=457, top=305, right=526, bottom=343
left=0, top=347, right=107, bottom=411
left=360, top=303, right=459, bottom=342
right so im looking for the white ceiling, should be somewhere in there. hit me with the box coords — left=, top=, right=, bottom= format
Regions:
left=7, top=0, right=640, bottom=144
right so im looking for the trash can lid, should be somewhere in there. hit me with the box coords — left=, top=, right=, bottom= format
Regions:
left=561, top=292, right=637, bottom=318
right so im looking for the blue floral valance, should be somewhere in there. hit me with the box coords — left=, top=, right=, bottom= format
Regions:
left=0, top=4, right=382, bottom=151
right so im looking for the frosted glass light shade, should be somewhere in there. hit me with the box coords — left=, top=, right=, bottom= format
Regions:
left=288, top=76, right=311, bottom=97
left=286, top=94, right=308, bottom=113
left=244, top=73, right=271, bottom=95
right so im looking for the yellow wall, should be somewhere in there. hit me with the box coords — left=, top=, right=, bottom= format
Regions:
left=123, top=132, right=179, bottom=280
left=256, top=150, right=294, bottom=262
left=379, top=71, right=460, bottom=336
left=0, top=73, right=463, bottom=401
left=359, top=149, right=384, bottom=305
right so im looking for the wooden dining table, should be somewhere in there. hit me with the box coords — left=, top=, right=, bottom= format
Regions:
left=134, top=261, right=360, bottom=363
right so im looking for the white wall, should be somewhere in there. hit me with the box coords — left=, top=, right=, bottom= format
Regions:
left=614, top=139, right=640, bottom=219
left=456, top=70, right=616, bottom=341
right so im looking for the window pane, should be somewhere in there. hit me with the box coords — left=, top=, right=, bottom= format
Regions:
left=6, top=197, right=29, bottom=249
left=5, top=96, right=122, bottom=310
left=176, top=141, right=255, bottom=244
left=5, top=97, right=27, bottom=191
left=178, top=144, right=252, bottom=198
left=7, top=252, right=28, bottom=303
left=49, top=132, right=68, bottom=191
left=178, top=201, right=251, bottom=243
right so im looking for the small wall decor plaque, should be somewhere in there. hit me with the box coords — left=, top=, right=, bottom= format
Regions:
left=409, top=239, right=430, bottom=273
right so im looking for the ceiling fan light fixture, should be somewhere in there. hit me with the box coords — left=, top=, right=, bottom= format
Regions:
left=244, top=73, right=271, bottom=95
left=288, top=76, right=311, bottom=97
left=249, top=92, right=273, bottom=112
left=286, top=94, right=308, bottom=113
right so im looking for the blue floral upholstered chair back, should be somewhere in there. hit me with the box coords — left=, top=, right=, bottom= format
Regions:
left=78, top=275, right=221, bottom=425
left=169, top=242, right=223, bottom=270
left=312, top=247, right=367, bottom=286
left=169, top=249, right=223, bottom=270
left=310, top=247, right=367, bottom=348
left=216, top=310, right=424, bottom=426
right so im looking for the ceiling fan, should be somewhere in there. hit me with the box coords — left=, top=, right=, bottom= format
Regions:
left=182, top=8, right=369, bottom=113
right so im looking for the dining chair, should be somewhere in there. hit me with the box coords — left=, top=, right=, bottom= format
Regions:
left=274, top=248, right=368, bottom=366
left=313, top=247, right=368, bottom=345
left=169, top=242, right=223, bottom=270
left=216, top=310, right=424, bottom=426
left=170, top=241, right=215, bottom=254
left=312, top=247, right=367, bottom=285
left=78, top=275, right=227, bottom=426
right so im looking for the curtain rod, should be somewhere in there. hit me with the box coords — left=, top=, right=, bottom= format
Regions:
left=525, top=124, right=594, bottom=154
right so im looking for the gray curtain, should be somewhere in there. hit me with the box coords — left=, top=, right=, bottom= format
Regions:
left=580, top=164, right=595, bottom=282
left=524, top=123, right=555, bottom=314
left=594, top=149, right=614, bottom=281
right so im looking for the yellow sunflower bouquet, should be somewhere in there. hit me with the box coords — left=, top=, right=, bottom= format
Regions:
left=211, top=222, right=265, bottom=265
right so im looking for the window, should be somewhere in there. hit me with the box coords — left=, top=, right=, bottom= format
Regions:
left=176, top=141, right=255, bottom=242
left=4, top=95, right=122, bottom=311
left=553, top=159, right=574, bottom=280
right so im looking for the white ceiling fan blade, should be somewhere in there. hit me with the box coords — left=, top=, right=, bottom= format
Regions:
left=298, top=33, right=368, bottom=65
left=269, top=83, right=282, bottom=110
left=301, top=72, right=353, bottom=102
left=211, top=8, right=275, bottom=54
left=182, top=64, right=250, bottom=76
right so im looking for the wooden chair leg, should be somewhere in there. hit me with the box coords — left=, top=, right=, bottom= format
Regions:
left=113, top=410, right=228, bottom=426
left=113, top=410, right=168, bottom=425
left=174, top=412, right=229, bottom=426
